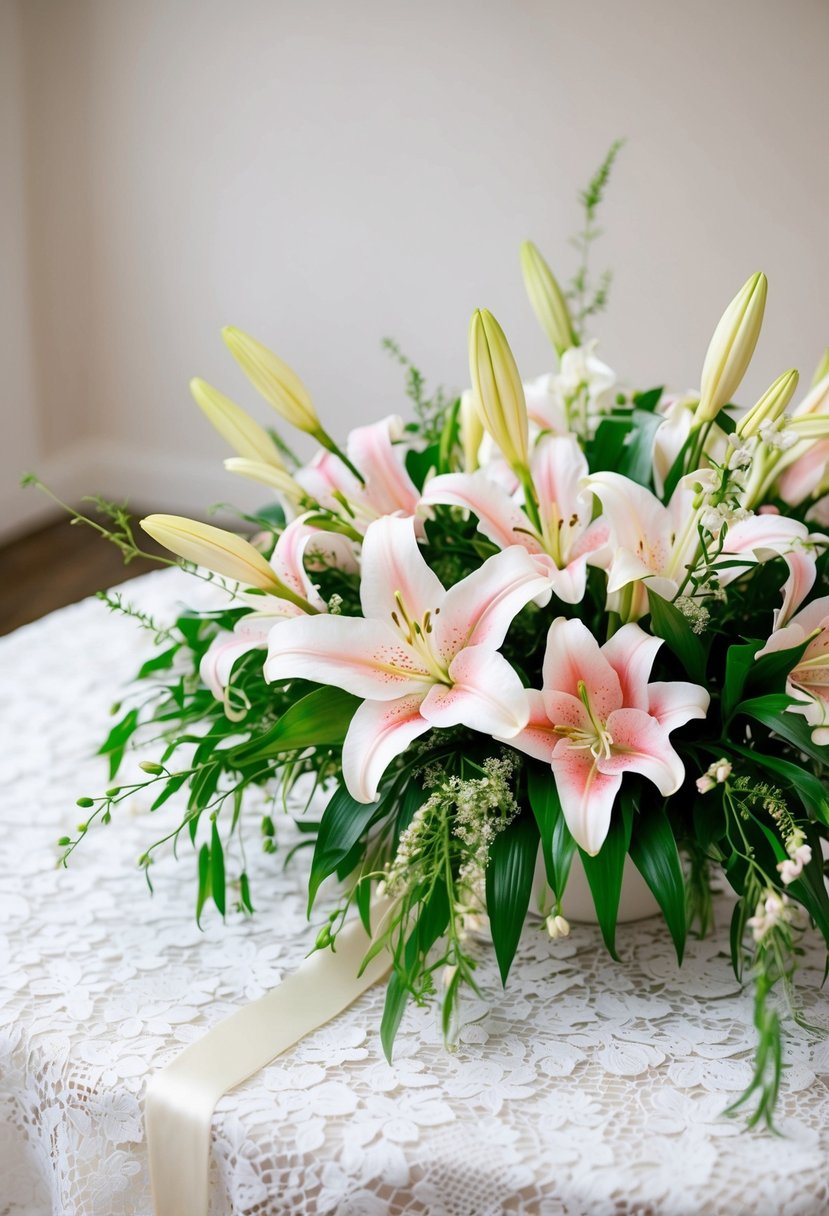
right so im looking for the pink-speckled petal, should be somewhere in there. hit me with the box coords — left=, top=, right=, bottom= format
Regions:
left=601, top=708, right=685, bottom=795
left=432, top=546, right=552, bottom=661
left=550, top=739, right=622, bottom=856
left=359, top=515, right=444, bottom=629
left=541, top=617, right=623, bottom=719
left=601, top=623, right=663, bottom=711
left=264, top=614, right=431, bottom=699
left=343, top=694, right=431, bottom=803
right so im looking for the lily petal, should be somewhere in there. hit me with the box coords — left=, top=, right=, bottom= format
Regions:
left=265, top=615, right=431, bottom=699
left=601, top=708, right=685, bottom=795
left=601, top=623, right=663, bottom=711
left=587, top=472, right=673, bottom=561
left=500, top=689, right=561, bottom=762
left=359, top=515, right=444, bottom=627
left=432, top=546, right=551, bottom=660
left=541, top=617, right=623, bottom=720
left=342, top=694, right=431, bottom=803
left=647, top=681, right=710, bottom=733
left=421, top=646, right=530, bottom=737
left=777, top=549, right=818, bottom=628
left=346, top=415, right=420, bottom=517
left=421, top=471, right=540, bottom=555
left=550, top=739, right=622, bottom=856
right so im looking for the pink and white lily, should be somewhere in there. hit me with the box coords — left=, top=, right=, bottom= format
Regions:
left=199, top=517, right=357, bottom=700
left=295, top=414, right=420, bottom=534
left=587, top=471, right=823, bottom=621
left=421, top=435, right=608, bottom=604
left=758, top=558, right=829, bottom=746
left=502, top=617, right=709, bottom=854
left=265, top=515, right=551, bottom=802
left=585, top=472, right=701, bottom=619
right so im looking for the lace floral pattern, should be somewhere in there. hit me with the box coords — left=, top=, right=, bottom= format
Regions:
left=1, top=571, right=828, bottom=1216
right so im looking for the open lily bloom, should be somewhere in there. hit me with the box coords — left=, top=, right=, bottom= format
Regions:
left=758, top=593, right=829, bottom=746
left=503, top=617, right=709, bottom=854
left=265, top=515, right=550, bottom=802
left=524, top=344, right=619, bottom=441
left=421, top=435, right=608, bottom=604
left=295, top=414, right=420, bottom=533
left=199, top=518, right=357, bottom=699
left=585, top=472, right=700, bottom=619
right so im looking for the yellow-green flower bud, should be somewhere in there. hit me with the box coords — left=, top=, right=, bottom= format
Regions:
left=696, top=272, right=767, bottom=425
left=736, top=368, right=799, bottom=439
left=459, top=389, right=484, bottom=472
left=520, top=240, right=578, bottom=357
left=140, top=513, right=283, bottom=593
left=190, top=378, right=286, bottom=468
left=468, top=309, right=529, bottom=473
left=223, top=457, right=305, bottom=504
left=222, top=327, right=320, bottom=434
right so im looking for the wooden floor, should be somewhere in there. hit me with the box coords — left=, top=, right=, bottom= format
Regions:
left=0, top=512, right=165, bottom=636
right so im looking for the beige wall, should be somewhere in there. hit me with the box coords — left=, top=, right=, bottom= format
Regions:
left=4, top=0, right=829, bottom=538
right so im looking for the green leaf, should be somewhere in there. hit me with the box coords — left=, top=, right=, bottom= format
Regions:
left=150, top=771, right=188, bottom=811
left=586, top=416, right=631, bottom=474
left=628, top=803, right=686, bottom=963
left=618, top=409, right=663, bottom=487
left=729, top=897, right=747, bottom=982
left=736, top=694, right=829, bottom=767
left=743, top=636, right=813, bottom=701
left=98, top=707, right=140, bottom=779
left=632, top=386, right=664, bottom=413
left=405, top=442, right=440, bottom=491
left=381, top=886, right=449, bottom=1061
left=526, top=764, right=575, bottom=898
left=196, top=843, right=211, bottom=927
left=579, top=792, right=633, bottom=960
left=136, top=645, right=180, bottom=680
left=210, top=819, right=226, bottom=917
left=485, top=813, right=539, bottom=985
left=308, top=785, right=382, bottom=912
left=721, top=640, right=762, bottom=726
left=729, top=743, right=829, bottom=826
left=239, top=871, right=255, bottom=914
left=647, top=590, right=707, bottom=682
left=228, top=686, right=361, bottom=764
left=380, top=971, right=410, bottom=1062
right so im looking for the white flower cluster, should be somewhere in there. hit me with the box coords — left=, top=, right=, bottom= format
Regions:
left=696, top=757, right=732, bottom=794
left=777, top=829, right=812, bottom=886
left=747, top=890, right=793, bottom=942
left=674, top=596, right=711, bottom=635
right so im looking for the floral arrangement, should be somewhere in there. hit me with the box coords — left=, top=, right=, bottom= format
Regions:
left=36, top=149, right=829, bottom=1127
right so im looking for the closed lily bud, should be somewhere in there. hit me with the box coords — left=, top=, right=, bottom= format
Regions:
left=222, top=327, right=320, bottom=434
left=459, top=389, right=484, bottom=472
left=696, top=272, right=767, bottom=425
left=468, top=309, right=529, bottom=472
left=736, top=368, right=799, bottom=439
left=190, top=378, right=286, bottom=468
left=223, top=457, right=305, bottom=503
left=520, top=240, right=578, bottom=357
left=811, top=348, right=829, bottom=388
left=140, top=513, right=282, bottom=591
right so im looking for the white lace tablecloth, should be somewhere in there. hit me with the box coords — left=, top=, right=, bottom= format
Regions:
left=2, top=571, right=829, bottom=1216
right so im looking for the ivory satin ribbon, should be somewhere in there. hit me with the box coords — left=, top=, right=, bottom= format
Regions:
left=145, top=914, right=390, bottom=1216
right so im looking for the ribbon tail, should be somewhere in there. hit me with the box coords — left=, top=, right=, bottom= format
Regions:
left=145, top=910, right=391, bottom=1216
